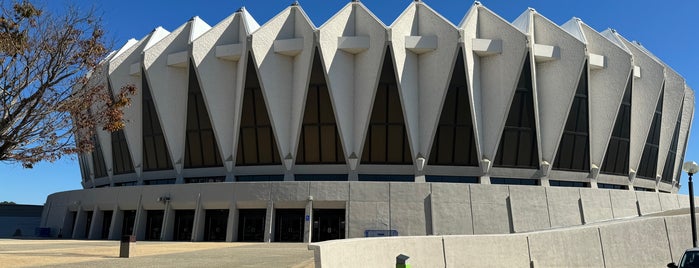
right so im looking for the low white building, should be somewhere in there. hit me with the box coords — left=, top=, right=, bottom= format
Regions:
left=43, top=1, right=694, bottom=243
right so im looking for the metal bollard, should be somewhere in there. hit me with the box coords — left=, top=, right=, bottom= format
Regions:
left=120, top=235, right=135, bottom=258
left=396, top=254, right=410, bottom=268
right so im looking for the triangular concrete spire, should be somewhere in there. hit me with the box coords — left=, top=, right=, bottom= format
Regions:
left=144, top=27, right=170, bottom=51
left=239, top=7, right=261, bottom=33
left=188, top=16, right=212, bottom=43
left=113, top=38, right=139, bottom=60
left=560, top=18, right=586, bottom=43
left=250, top=4, right=316, bottom=167
left=391, top=1, right=461, bottom=166
left=191, top=7, right=255, bottom=173
left=512, top=8, right=535, bottom=34
left=318, top=1, right=386, bottom=169
left=459, top=3, right=528, bottom=173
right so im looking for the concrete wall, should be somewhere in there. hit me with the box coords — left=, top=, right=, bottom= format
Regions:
left=42, top=182, right=694, bottom=242
left=310, top=213, right=699, bottom=268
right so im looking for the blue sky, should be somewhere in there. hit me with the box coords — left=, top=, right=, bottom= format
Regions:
left=2, top=0, right=698, bottom=204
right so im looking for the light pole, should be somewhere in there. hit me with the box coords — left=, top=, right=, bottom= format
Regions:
left=683, top=161, right=699, bottom=248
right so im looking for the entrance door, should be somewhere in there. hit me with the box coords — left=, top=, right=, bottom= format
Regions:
left=237, top=209, right=265, bottom=242
left=145, top=210, right=164, bottom=241
left=312, top=209, right=345, bottom=242
left=121, top=210, right=136, bottom=236
left=173, top=210, right=195, bottom=241
left=274, top=209, right=304, bottom=242
left=204, top=209, right=229, bottom=241
left=101, top=211, right=112, bottom=239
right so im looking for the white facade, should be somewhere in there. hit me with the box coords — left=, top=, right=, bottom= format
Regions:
left=43, top=1, right=694, bottom=243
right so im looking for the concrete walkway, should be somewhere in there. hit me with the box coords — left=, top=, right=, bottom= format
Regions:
left=0, top=239, right=314, bottom=268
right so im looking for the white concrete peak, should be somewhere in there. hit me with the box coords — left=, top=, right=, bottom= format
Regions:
left=633, top=65, right=641, bottom=78
left=405, top=35, right=437, bottom=54
left=188, top=16, right=212, bottom=43
left=167, top=51, right=189, bottom=67
left=338, top=36, right=370, bottom=54
left=113, top=38, right=139, bottom=60
left=129, top=62, right=141, bottom=76
left=472, top=38, right=502, bottom=56
left=215, top=43, right=243, bottom=61
left=273, top=38, right=305, bottom=56
left=533, top=44, right=560, bottom=62
left=144, top=27, right=170, bottom=51
left=589, top=53, right=605, bottom=70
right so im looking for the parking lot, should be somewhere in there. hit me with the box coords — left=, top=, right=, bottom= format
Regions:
left=0, top=239, right=314, bottom=267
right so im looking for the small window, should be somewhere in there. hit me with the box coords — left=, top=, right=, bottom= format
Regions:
left=294, top=174, right=348, bottom=181
left=185, top=176, right=226, bottom=184
left=425, top=176, right=478, bottom=183
left=143, top=179, right=176, bottom=185
left=490, top=177, right=538, bottom=186
left=357, top=175, right=414, bottom=182
left=597, top=183, right=627, bottom=190
left=549, top=180, right=587, bottom=188
left=633, top=186, right=655, bottom=192
left=236, top=175, right=284, bottom=182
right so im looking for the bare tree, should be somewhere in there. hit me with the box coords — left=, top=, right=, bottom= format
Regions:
left=0, top=1, right=134, bottom=168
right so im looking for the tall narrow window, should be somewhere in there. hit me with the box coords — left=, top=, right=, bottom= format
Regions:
left=361, top=48, right=412, bottom=165
left=553, top=63, right=590, bottom=171
left=661, top=101, right=683, bottom=183
left=111, top=130, right=134, bottom=175
left=92, top=134, right=108, bottom=178
left=601, top=75, right=632, bottom=175
left=142, top=71, right=174, bottom=171
left=296, top=49, right=345, bottom=164
left=428, top=50, right=478, bottom=166
left=184, top=62, right=223, bottom=168
left=236, top=54, right=282, bottom=166
left=637, top=86, right=663, bottom=179
left=494, top=54, right=538, bottom=168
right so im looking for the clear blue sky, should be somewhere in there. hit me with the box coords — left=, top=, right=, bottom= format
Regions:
left=2, top=0, right=698, bottom=205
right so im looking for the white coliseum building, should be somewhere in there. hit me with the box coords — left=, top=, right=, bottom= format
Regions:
left=41, top=1, right=695, bottom=244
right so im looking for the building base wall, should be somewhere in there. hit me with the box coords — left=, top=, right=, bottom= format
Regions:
left=41, top=181, right=687, bottom=242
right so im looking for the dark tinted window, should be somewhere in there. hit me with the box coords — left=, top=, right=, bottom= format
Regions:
left=236, top=175, right=284, bottom=182
left=361, top=48, right=412, bottom=165
left=597, top=183, right=626, bottom=190
left=236, top=54, right=282, bottom=166
left=428, top=50, right=478, bottom=166
left=549, top=180, right=587, bottom=188
left=357, top=175, right=414, bottom=182
left=185, top=176, right=225, bottom=183
left=92, top=134, right=108, bottom=178
left=143, top=179, right=176, bottom=185
left=491, top=177, right=538, bottom=186
left=553, top=63, right=589, bottom=172
left=297, top=49, right=345, bottom=164
left=111, top=130, right=134, bottom=175
left=294, top=174, right=348, bottom=181
left=637, top=87, right=663, bottom=179
left=601, top=75, right=632, bottom=175
left=425, top=176, right=478, bottom=183
left=185, top=62, right=223, bottom=168
left=661, top=101, right=683, bottom=183
left=494, top=55, right=538, bottom=168
left=142, top=71, right=174, bottom=171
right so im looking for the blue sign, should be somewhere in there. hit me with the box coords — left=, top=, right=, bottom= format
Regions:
left=305, top=215, right=310, bottom=221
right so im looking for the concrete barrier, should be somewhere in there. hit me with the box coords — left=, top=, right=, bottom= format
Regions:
left=310, top=213, right=697, bottom=268
left=310, top=236, right=445, bottom=268
left=443, top=234, right=529, bottom=268
left=664, top=215, right=693, bottom=263
left=389, top=183, right=431, bottom=236
left=528, top=226, right=604, bottom=267
left=430, top=183, right=472, bottom=235
left=580, top=188, right=613, bottom=223
left=636, top=191, right=662, bottom=215
left=509, top=185, right=550, bottom=232
left=598, top=217, right=672, bottom=267
left=470, top=184, right=510, bottom=234
left=659, top=193, right=680, bottom=211
left=609, top=189, right=638, bottom=218
left=545, top=187, right=582, bottom=228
